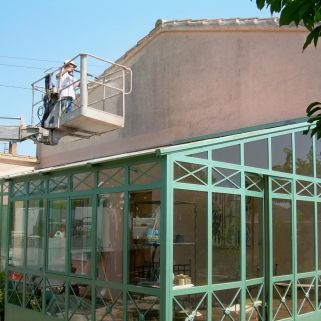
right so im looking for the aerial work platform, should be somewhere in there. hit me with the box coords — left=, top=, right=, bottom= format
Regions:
left=60, top=106, right=124, bottom=134
left=0, top=53, right=132, bottom=145
left=33, top=53, right=132, bottom=143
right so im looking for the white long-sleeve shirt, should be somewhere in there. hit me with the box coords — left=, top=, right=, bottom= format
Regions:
left=57, top=72, right=76, bottom=99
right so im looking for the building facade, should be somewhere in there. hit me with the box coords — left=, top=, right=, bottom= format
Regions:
left=1, top=18, right=321, bottom=321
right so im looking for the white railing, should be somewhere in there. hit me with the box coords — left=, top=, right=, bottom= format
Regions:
left=31, top=53, right=132, bottom=127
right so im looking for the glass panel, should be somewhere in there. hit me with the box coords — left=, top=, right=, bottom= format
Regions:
left=297, top=201, right=315, bottom=273
left=72, top=172, right=94, bottom=191
left=27, top=200, right=44, bottom=270
left=13, top=181, right=26, bottom=196
left=296, top=180, right=314, bottom=197
left=95, top=287, right=123, bottom=321
left=295, top=131, right=313, bottom=176
left=48, top=200, right=67, bottom=272
left=212, top=145, right=240, bottom=164
left=25, top=274, right=43, bottom=312
left=318, top=276, right=321, bottom=309
left=174, top=161, right=207, bottom=185
left=246, top=197, right=263, bottom=279
left=29, top=179, right=45, bottom=195
left=246, top=284, right=264, bottom=321
left=173, top=293, right=207, bottom=321
left=71, top=199, right=92, bottom=276
left=129, top=162, right=161, bottom=185
left=128, top=293, right=160, bottom=321
left=315, top=139, right=321, bottom=178
left=174, top=190, right=207, bottom=286
left=244, top=139, right=268, bottom=169
left=318, top=203, right=321, bottom=271
left=49, top=175, right=68, bottom=193
left=2, top=182, right=9, bottom=193
left=97, top=193, right=124, bottom=283
left=272, top=134, right=293, bottom=173
left=186, top=151, right=208, bottom=159
left=7, top=271, right=23, bottom=306
left=212, top=288, right=241, bottom=321
left=212, top=193, right=241, bottom=283
left=317, top=183, right=321, bottom=197
left=45, top=278, right=66, bottom=319
left=271, top=178, right=292, bottom=195
left=297, top=277, right=316, bottom=315
left=9, top=201, right=25, bottom=267
left=212, top=167, right=241, bottom=189
left=0, top=195, right=8, bottom=270
left=129, top=190, right=161, bottom=285
left=245, top=173, right=263, bottom=192
left=98, top=167, right=125, bottom=189
left=68, top=282, right=92, bottom=320
left=272, top=199, right=292, bottom=276
left=273, top=281, right=293, bottom=320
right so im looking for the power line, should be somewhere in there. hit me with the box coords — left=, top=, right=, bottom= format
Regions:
left=0, top=55, right=61, bottom=63
left=0, top=63, right=47, bottom=70
left=0, top=83, right=31, bottom=90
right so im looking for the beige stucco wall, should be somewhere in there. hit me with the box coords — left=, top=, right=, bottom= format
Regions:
left=37, top=23, right=321, bottom=168
left=0, top=155, right=37, bottom=176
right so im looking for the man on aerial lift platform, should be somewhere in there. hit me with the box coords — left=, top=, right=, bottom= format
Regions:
left=41, top=59, right=79, bottom=128
left=56, top=59, right=79, bottom=113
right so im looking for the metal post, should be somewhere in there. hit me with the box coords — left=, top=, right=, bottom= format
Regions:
left=80, top=54, right=88, bottom=109
left=31, top=84, right=35, bottom=126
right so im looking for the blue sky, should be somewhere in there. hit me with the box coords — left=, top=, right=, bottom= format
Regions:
left=0, top=0, right=270, bottom=156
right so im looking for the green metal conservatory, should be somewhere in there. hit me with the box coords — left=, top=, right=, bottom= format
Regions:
left=1, top=120, right=321, bottom=321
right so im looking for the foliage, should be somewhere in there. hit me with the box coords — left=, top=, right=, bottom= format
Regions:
left=254, top=0, right=321, bottom=138
left=305, top=101, right=321, bottom=139
left=255, top=0, right=321, bottom=50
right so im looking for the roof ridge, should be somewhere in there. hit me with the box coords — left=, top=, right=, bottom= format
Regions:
left=155, top=17, right=280, bottom=27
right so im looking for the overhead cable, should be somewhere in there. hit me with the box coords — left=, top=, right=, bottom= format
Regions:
left=0, top=55, right=61, bottom=63
left=0, top=63, right=47, bottom=70
left=0, top=83, right=31, bottom=90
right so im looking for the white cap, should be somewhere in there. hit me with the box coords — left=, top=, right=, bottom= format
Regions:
left=64, top=59, right=77, bottom=68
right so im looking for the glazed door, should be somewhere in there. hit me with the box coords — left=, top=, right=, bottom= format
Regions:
left=267, top=176, right=295, bottom=321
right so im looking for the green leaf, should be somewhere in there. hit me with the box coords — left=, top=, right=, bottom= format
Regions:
left=279, top=2, right=302, bottom=25
left=303, top=25, right=321, bottom=49
left=256, top=0, right=266, bottom=10
left=306, top=101, right=321, bottom=113
left=315, top=7, right=321, bottom=22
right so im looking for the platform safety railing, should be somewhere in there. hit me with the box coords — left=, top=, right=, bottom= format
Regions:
left=31, top=53, right=132, bottom=128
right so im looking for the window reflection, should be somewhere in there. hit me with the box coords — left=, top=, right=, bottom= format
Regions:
left=27, top=200, right=44, bottom=270
left=0, top=195, right=8, bottom=270
left=174, top=190, right=207, bottom=287
left=272, top=199, right=292, bottom=275
left=48, top=200, right=67, bottom=272
left=246, top=197, right=263, bottom=279
left=272, top=134, right=293, bottom=173
left=244, top=139, right=268, bottom=169
left=295, top=132, right=313, bottom=176
left=71, top=199, right=92, bottom=276
left=212, top=193, right=241, bottom=283
left=129, top=190, right=161, bottom=285
left=316, top=139, right=321, bottom=178
left=297, top=201, right=315, bottom=273
left=318, top=203, right=321, bottom=271
left=97, top=193, right=124, bottom=283
left=9, top=201, right=25, bottom=267
left=212, top=145, right=240, bottom=164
